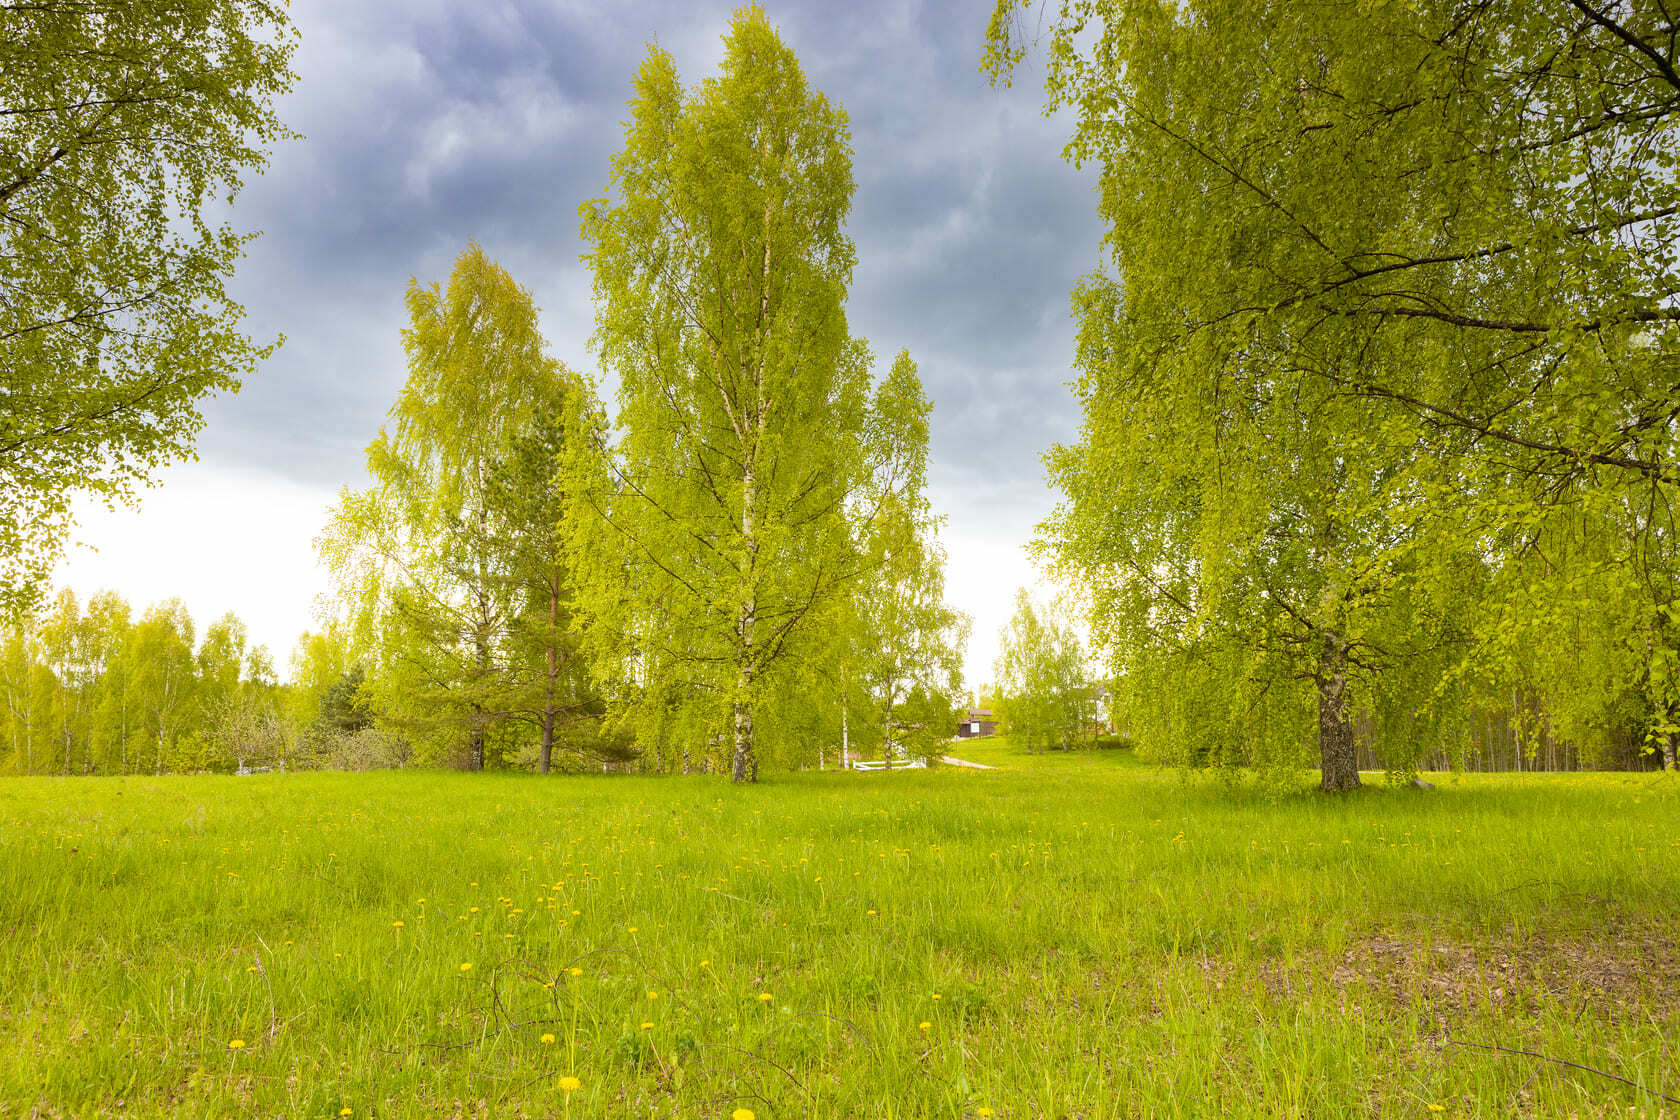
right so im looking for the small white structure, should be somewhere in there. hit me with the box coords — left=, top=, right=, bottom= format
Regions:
left=848, top=757, right=927, bottom=772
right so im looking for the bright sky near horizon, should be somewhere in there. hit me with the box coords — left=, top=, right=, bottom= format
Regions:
left=49, top=0, right=1104, bottom=688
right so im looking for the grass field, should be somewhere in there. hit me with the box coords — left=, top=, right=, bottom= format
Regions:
left=2, top=745, right=1677, bottom=1118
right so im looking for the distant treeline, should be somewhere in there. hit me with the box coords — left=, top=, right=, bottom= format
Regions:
left=0, top=589, right=293, bottom=775
left=0, top=589, right=635, bottom=776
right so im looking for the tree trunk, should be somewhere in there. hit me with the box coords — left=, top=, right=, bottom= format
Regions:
left=731, top=690, right=755, bottom=783
left=841, top=702, right=849, bottom=769
left=469, top=716, right=485, bottom=772
left=732, top=438, right=759, bottom=782
left=1663, top=731, right=1677, bottom=772
left=539, top=573, right=558, bottom=775
left=1317, top=635, right=1360, bottom=793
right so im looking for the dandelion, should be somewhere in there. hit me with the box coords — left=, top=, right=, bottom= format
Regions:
left=732, top=1109, right=755, bottom=1120
left=558, top=1075, right=581, bottom=1092
left=246, top=965, right=259, bottom=973
left=699, top=959, right=710, bottom=967
left=919, top=1021, right=931, bottom=1031
left=931, top=993, right=942, bottom=1000
left=1427, top=1108, right=1446, bottom=1114
left=627, top=926, right=638, bottom=933
left=568, top=967, right=583, bottom=977
left=459, top=963, right=472, bottom=972
left=227, top=1039, right=245, bottom=1050
left=540, top=1033, right=555, bottom=1044
left=640, top=1021, right=654, bottom=1030
left=340, top=1110, right=353, bottom=1117
left=647, top=990, right=658, bottom=999
left=392, top=921, right=404, bottom=929
left=977, top=1108, right=995, bottom=1117
left=757, top=992, right=773, bottom=1002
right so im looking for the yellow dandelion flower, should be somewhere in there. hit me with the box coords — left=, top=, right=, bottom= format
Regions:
left=469, top=906, right=480, bottom=913
left=647, top=990, right=658, bottom=999
left=568, top=967, right=583, bottom=977
left=757, top=992, right=773, bottom=1002
left=866, top=909, right=877, bottom=915
left=459, top=963, right=472, bottom=972
left=227, top=1039, right=245, bottom=1050
left=246, top=965, right=259, bottom=973
left=640, top=1021, right=654, bottom=1030
left=1427, top=1108, right=1446, bottom=1114
left=392, top=921, right=404, bottom=928
left=558, top=1075, right=581, bottom=1092
left=918, top=1021, right=931, bottom=1031
left=931, top=993, right=942, bottom=1000
left=732, top=1109, right=755, bottom=1120
left=977, top=1109, right=995, bottom=1117
left=627, top=926, right=638, bottom=933
left=699, top=959, right=710, bottom=967
left=540, top=1033, right=555, bottom=1044
left=340, top=1109, right=353, bottom=1117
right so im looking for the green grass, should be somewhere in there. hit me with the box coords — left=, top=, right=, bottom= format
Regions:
left=2, top=747, right=1677, bottom=1118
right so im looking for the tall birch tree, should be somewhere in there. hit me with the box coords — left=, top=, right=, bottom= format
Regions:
left=574, top=7, right=873, bottom=782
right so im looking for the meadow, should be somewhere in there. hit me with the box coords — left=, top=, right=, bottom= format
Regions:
left=2, top=745, right=1676, bottom=1119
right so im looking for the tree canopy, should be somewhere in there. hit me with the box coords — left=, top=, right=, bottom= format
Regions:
left=567, top=6, right=962, bottom=781
left=986, top=0, right=1680, bottom=780
left=319, top=246, right=601, bottom=772
left=0, top=0, right=297, bottom=619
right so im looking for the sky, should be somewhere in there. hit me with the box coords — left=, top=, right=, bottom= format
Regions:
left=52, top=0, right=1105, bottom=689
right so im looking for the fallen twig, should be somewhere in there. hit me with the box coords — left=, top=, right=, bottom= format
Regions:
left=1447, top=1037, right=1680, bottom=1105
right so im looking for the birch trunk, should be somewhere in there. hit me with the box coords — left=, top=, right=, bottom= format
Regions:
left=1317, top=634, right=1360, bottom=793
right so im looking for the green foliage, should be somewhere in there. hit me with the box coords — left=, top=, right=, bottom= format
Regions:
left=569, top=8, right=962, bottom=780
left=987, top=0, right=1680, bottom=779
left=0, top=589, right=284, bottom=774
left=847, top=353, right=970, bottom=766
left=994, top=589, right=1091, bottom=753
left=0, top=0, right=297, bottom=618
left=319, top=246, right=598, bottom=771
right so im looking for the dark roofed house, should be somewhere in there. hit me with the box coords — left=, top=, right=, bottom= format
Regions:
left=955, top=707, right=997, bottom=739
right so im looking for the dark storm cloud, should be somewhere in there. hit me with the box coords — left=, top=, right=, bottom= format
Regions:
left=194, top=0, right=1104, bottom=528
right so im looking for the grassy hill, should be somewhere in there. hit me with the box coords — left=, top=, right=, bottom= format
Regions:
left=2, top=749, right=1676, bottom=1117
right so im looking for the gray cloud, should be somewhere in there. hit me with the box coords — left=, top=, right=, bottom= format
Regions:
left=195, top=0, right=1103, bottom=567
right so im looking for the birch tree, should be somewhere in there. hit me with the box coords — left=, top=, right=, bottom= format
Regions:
left=0, top=0, right=296, bottom=617
left=574, top=7, right=874, bottom=782
left=985, top=0, right=1680, bottom=779
left=995, top=590, right=1091, bottom=754
left=319, top=246, right=586, bottom=770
